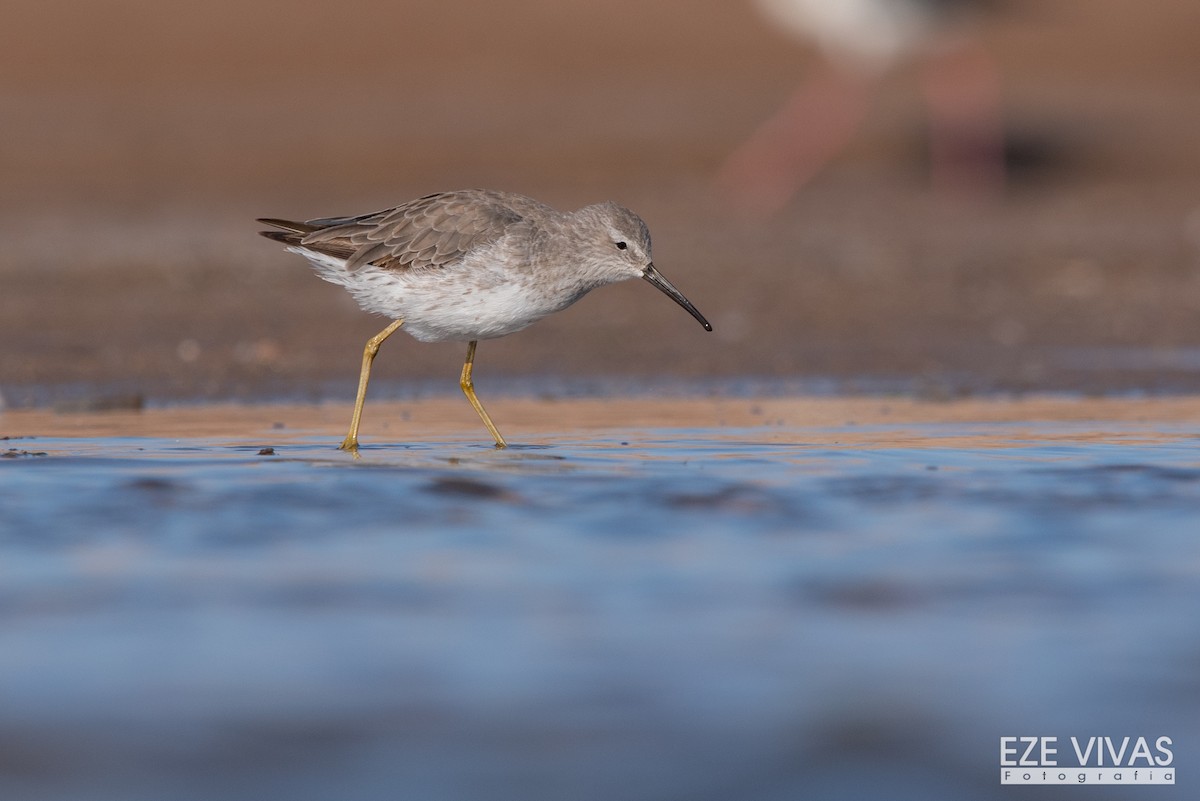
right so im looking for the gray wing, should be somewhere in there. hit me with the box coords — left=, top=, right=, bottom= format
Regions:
left=297, top=190, right=542, bottom=272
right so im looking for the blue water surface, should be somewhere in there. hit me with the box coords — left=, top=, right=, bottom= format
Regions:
left=1, top=424, right=1198, bottom=801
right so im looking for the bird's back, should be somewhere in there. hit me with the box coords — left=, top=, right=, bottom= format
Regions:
left=258, top=189, right=557, bottom=273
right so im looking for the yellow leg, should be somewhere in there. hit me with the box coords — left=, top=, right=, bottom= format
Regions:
left=460, top=340, right=507, bottom=449
left=339, top=319, right=404, bottom=454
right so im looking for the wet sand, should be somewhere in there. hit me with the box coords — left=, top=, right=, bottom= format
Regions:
left=7, top=394, right=1200, bottom=444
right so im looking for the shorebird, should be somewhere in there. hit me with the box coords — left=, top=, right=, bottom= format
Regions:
left=717, top=0, right=1005, bottom=215
left=258, top=189, right=711, bottom=452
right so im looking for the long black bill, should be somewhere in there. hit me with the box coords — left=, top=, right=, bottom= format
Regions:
left=641, top=264, right=712, bottom=332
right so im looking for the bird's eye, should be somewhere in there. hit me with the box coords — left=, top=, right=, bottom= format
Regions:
left=615, top=241, right=628, bottom=250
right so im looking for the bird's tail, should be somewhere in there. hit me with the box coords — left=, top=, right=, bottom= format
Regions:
left=256, top=217, right=318, bottom=246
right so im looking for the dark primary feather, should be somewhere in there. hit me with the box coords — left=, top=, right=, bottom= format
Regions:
left=257, top=222, right=356, bottom=259
left=258, top=190, right=550, bottom=272
left=256, top=218, right=319, bottom=235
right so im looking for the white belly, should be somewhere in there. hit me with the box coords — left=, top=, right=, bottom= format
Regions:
left=291, top=247, right=575, bottom=343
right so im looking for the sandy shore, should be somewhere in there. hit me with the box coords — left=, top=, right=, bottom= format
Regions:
left=6, top=395, right=1199, bottom=446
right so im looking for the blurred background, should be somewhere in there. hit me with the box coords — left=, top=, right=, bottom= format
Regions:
left=3, top=0, right=1200, bottom=406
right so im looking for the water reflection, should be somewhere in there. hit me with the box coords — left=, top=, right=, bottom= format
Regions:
left=1, top=425, right=1197, bottom=800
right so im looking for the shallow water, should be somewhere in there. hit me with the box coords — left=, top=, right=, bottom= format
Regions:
left=2, top=423, right=1198, bottom=800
